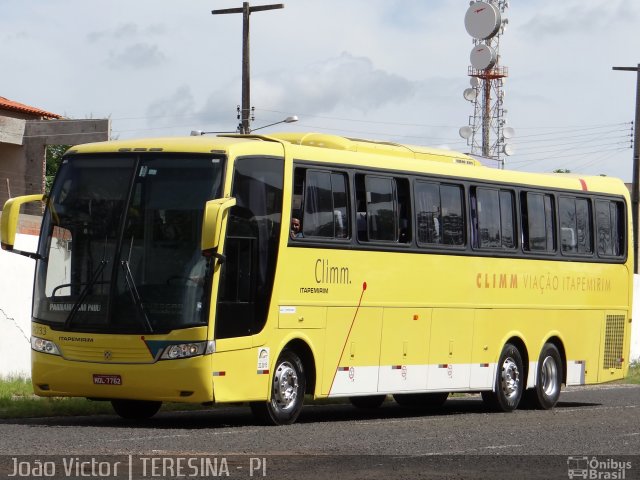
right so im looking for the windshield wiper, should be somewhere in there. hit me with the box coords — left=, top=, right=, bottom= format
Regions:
left=120, top=259, right=153, bottom=333
left=119, top=236, right=153, bottom=333
left=64, top=259, right=108, bottom=329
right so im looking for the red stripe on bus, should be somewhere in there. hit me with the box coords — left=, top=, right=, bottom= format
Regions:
left=329, top=282, right=367, bottom=393
left=579, top=178, right=588, bottom=191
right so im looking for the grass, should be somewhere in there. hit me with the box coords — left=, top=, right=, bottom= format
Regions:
left=1, top=363, right=638, bottom=419
left=625, top=362, right=640, bottom=384
left=0, top=377, right=114, bottom=419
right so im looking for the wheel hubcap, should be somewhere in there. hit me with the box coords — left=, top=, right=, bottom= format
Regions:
left=500, top=357, right=521, bottom=400
left=540, top=355, right=559, bottom=397
left=272, top=361, right=298, bottom=411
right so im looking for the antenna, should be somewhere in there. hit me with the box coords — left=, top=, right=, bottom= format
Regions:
left=460, top=1, right=515, bottom=169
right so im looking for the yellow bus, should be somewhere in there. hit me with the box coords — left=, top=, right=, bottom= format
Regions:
left=1, top=132, right=633, bottom=425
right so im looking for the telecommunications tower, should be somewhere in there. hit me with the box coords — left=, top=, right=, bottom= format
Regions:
left=460, top=1, right=514, bottom=168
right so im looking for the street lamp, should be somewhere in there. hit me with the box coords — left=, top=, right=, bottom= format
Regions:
left=190, top=115, right=298, bottom=136
left=250, top=115, right=298, bottom=132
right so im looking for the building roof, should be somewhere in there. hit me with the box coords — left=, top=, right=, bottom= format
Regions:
left=0, top=96, right=61, bottom=119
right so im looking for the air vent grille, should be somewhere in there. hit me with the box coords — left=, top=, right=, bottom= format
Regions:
left=603, top=315, right=625, bottom=369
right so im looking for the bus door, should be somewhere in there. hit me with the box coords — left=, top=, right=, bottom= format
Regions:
left=210, top=156, right=284, bottom=401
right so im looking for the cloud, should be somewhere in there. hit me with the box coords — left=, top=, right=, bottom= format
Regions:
left=248, top=52, right=415, bottom=115
left=87, top=23, right=139, bottom=43
left=107, top=42, right=165, bottom=69
left=521, top=1, right=639, bottom=37
left=146, top=85, right=196, bottom=127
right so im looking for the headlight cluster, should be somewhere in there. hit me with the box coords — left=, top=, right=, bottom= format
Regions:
left=160, top=341, right=215, bottom=360
left=31, top=337, right=61, bottom=356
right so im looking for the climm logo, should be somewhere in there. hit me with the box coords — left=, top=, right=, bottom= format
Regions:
left=315, top=259, right=351, bottom=285
left=476, top=272, right=518, bottom=289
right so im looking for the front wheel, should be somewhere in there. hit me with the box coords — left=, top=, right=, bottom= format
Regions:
left=482, top=343, right=524, bottom=412
left=250, top=350, right=306, bottom=425
left=111, top=399, right=162, bottom=420
left=523, top=343, right=563, bottom=409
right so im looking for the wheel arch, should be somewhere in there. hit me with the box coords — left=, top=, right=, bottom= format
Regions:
left=279, top=337, right=317, bottom=396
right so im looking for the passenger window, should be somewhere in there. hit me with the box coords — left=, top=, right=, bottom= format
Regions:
left=415, top=181, right=464, bottom=246
left=596, top=200, right=625, bottom=257
left=559, top=197, right=592, bottom=255
left=292, top=167, right=350, bottom=240
left=365, top=176, right=396, bottom=242
left=522, top=192, right=555, bottom=253
left=473, top=187, right=516, bottom=250
left=354, top=174, right=410, bottom=243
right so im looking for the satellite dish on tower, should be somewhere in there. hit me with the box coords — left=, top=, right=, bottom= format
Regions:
left=503, top=126, right=515, bottom=139
left=470, top=76, right=480, bottom=87
left=459, top=126, right=473, bottom=139
left=470, top=44, right=497, bottom=70
left=503, top=144, right=515, bottom=156
left=464, top=1, right=502, bottom=40
left=463, top=88, right=478, bottom=102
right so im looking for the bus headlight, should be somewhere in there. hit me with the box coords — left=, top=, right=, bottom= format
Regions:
left=31, top=337, right=61, bottom=356
left=160, top=341, right=215, bottom=360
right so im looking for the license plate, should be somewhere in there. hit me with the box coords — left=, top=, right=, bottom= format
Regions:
left=93, top=374, right=122, bottom=386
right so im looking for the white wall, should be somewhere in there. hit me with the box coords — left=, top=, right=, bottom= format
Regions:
left=1, top=238, right=639, bottom=378
left=0, top=234, right=37, bottom=377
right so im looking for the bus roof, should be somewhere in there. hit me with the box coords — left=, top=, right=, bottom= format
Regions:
left=268, top=132, right=481, bottom=166
left=68, top=132, right=480, bottom=166
left=67, top=132, right=628, bottom=197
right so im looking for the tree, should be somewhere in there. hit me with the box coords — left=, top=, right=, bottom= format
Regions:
left=45, top=144, right=70, bottom=193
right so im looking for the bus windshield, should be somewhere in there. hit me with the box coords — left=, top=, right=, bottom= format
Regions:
left=33, top=153, right=224, bottom=333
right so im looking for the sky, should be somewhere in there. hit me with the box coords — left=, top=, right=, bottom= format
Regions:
left=1, top=0, right=639, bottom=180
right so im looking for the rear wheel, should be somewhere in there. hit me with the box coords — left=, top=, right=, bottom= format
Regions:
left=349, top=395, right=386, bottom=409
left=393, top=392, right=449, bottom=408
left=250, top=350, right=306, bottom=425
left=482, top=342, right=524, bottom=412
left=111, top=399, right=162, bottom=420
left=523, top=343, right=563, bottom=409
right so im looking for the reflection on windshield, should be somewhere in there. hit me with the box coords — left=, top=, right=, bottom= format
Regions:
left=33, top=154, right=223, bottom=333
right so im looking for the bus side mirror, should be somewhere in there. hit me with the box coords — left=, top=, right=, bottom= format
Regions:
left=201, top=197, right=237, bottom=253
left=1, top=194, right=44, bottom=254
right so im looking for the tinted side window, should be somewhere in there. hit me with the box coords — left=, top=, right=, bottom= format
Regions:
left=366, top=176, right=396, bottom=242
left=523, top=192, right=555, bottom=253
left=473, top=188, right=516, bottom=250
left=415, top=181, right=464, bottom=246
left=596, top=200, right=625, bottom=257
left=559, top=197, right=593, bottom=255
left=303, top=170, right=333, bottom=237
left=475, top=188, right=500, bottom=248
left=500, top=190, right=516, bottom=249
left=292, top=167, right=350, bottom=240
left=331, top=173, right=349, bottom=239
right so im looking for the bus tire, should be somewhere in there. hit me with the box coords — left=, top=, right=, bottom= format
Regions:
left=393, top=392, right=448, bottom=408
left=482, top=342, right=524, bottom=412
left=349, top=395, right=386, bottom=409
left=250, top=349, right=306, bottom=425
left=523, top=343, right=563, bottom=410
left=111, top=399, right=162, bottom=420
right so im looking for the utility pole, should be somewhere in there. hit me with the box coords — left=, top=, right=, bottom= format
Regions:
left=612, top=64, right=640, bottom=273
left=212, top=2, right=284, bottom=134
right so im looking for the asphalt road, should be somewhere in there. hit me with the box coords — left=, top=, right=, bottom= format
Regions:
left=0, top=384, right=638, bottom=479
